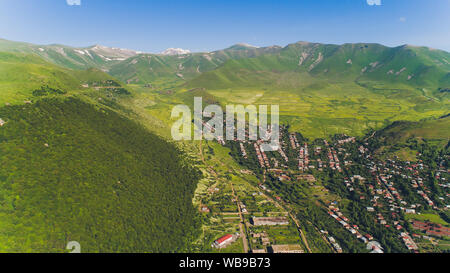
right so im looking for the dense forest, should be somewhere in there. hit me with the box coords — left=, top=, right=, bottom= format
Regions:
left=0, top=98, right=201, bottom=252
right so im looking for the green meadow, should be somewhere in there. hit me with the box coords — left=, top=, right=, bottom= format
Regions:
left=177, top=81, right=448, bottom=139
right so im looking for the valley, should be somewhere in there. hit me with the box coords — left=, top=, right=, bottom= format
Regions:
left=0, top=38, right=448, bottom=253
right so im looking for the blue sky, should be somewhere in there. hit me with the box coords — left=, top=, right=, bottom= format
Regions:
left=0, top=0, right=449, bottom=52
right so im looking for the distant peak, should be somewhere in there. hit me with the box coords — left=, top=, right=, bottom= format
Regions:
left=295, top=41, right=312, bottom=45
left=85, top=44, right=141, bottom=60
left=160, top=48, right=191, bottom=55
left=89, top=44, right=141, bottom=52
left=89, top=44, right=107, bottom=50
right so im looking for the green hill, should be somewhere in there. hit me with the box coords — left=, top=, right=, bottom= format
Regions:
left=0, top=51, right=129, bottom=105
left=0, top=39, right=139, bottom=70
left=0, top=97, right=200, bottom=252
left=363, top=115, right=449, bottom=161
left=0, top=39, right=283, bottom=87
left=0, top=51, right=80, bottom=105
left=375, top=115, right=450, bottom=148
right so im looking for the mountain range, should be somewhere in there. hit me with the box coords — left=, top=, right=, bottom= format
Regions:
left=1, top=38, right=448, bottom=91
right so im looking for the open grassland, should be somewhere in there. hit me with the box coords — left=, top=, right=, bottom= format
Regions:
left=0, top=54, right=77, bottom=105
left=178, top=80, right=448, bottom=139
left=0, top=52, right=124, bottom=107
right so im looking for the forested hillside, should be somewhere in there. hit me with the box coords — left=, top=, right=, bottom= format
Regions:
left=0, top=98, right=201, bottom=252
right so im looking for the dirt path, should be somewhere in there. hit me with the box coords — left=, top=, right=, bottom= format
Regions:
left=199, top=140, right=221, bottom=192
left=230, top=183, right=250, bottom=253
left=199, top=140, right=205, bottom=162
left=287, top=210, right=313, bottom=253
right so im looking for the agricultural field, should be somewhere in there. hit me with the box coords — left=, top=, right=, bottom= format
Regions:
left=179, top=79, right=448, bottom=139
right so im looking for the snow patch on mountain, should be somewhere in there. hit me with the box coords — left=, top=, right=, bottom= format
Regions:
left=89, top=45, right=140, bottom=59
left=160, top=48, right=191, bottom=56
left=74, top=49, right=86, bottom=55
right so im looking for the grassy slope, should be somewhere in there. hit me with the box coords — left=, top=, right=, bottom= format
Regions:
left=375, top=115, right=450, bottom=147
left=0, top=51, right=129, bottom=106
left=0, top=52, right=79, bottom=105
left=0, top=39, right=131, bottom=70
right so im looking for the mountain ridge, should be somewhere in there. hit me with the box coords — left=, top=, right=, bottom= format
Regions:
left=1, top=38, right=449, bottom=90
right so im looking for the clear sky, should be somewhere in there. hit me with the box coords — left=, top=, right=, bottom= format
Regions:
left=0, top=0, right=449, bottom=53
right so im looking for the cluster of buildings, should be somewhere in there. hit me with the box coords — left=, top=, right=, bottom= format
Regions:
left=327, top=236, right=342, bottom=253
left=254, top=143, right=270, bottom=168
left=350, top=143, right=450, bottom=251
left=298, top=144, right=310, bottom=171
left=400, top=232, right=419, bottom=252
left=278, top=146, right=289, bottom=163
left=349, top=162, right=422, bottom=250
left=239, top=142, right=248, bottom=159
left=223, top=127, right=448, bottom=253
left=231, top=128, right=356, bottom=179
left=320, top=231, right=343, bottom=253
left=202, top=121, right=225, bottom=145
left=381, top=160, right=439, bottom=209
left=327, top=205, right=375, bottom=246
left=289, top=133, right=300, bottom=150
left=326, top=145, right=341, bottom=171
